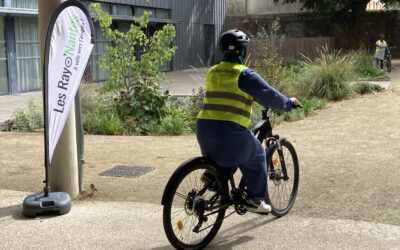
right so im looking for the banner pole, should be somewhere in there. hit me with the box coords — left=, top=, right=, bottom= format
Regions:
left=39, top=0, right=79, bottom=198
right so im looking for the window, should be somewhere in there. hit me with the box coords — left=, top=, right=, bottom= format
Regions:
left=0, top=0, right=3, bottom=7
left=135, top=7, right=152, bottom=17
left=11, top=0, right=38, bottom=9
left=14, top=17, right=40, bottom=92
left=135, top=7, right=170, bottom=19
left=155, top=9, right=170, bottom=19
left=0, top=17, right=8, bottom=94
left=100, top=2, right=111, bottom=13
left=115, top=4, right=133, bottom=16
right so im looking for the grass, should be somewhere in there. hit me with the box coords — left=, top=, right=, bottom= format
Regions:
left=299, top=47, right=355, bottom=101
left=352, top=82, right=383, bottom=95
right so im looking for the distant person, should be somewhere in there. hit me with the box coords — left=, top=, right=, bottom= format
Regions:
left=375, top=34, right=388, bottom=71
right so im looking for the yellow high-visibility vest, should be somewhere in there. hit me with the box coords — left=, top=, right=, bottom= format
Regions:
left=197, top=61, right=253, bottom=128
left=376, top=40, right=387, bottom=53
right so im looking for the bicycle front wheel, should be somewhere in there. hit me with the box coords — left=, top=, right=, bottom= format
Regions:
left=265, top=139, right=299, bottom=217
left=387, top=59, right=392, bottom=73
left=163, top=161, right=228, bottom=250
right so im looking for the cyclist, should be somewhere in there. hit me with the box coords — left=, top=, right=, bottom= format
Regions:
left=375, top=33, right=388, bottom=71
left=196, top=29, right=301, bottom=213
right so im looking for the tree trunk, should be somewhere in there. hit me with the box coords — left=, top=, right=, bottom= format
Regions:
left=351, top=0, right=370, bottom=49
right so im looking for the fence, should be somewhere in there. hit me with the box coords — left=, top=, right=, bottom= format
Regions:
left=247, top=36, right=335, bottom=65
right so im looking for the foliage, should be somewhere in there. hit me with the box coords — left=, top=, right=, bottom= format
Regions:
left=12, top=99, right=43, bottom=132
left=187, top=87, right=205, bottom=119
left=160, top=101, right=191, bottom=135
left=352, top=82, right=383, bottom=95
left=250, top=97, right=326, bottom=127
left=298, top=47, right=355, bottom=101
left=161, top=115, right=190, bottom=135
left=351, top=50, right=385, bottom=78
left=90, top=3, right=176, bottom=125
left=254, top=19, right=287, bottom=90
left=83, top=112, right=124, bottom=135
left=81, top=91, right=124, bottom=135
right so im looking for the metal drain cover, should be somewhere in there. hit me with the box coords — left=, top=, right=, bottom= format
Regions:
left=99, top=165, right=155, bottom=178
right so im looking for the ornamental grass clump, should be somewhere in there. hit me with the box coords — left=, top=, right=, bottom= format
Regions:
left=299, top=47, right=355, bottom=101
left=351, top=50, right=385, bottom=78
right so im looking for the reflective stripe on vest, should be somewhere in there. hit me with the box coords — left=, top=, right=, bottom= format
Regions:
left=197, top=62, right=252, bottom=128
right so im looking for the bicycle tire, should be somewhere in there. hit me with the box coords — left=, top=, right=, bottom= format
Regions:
left=163, top=160, right=228, bottom=250
left=265, top=140, right=299, bottom=217
left=387, top=59, right=391, bottom=73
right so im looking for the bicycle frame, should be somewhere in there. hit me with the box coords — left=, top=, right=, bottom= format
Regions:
left=202, top=109, right=291, bottom=217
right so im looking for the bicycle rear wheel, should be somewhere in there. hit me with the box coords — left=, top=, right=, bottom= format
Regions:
left=162, top=161, right=228, bottom=250
left=265, top=140, right=299, bottom=217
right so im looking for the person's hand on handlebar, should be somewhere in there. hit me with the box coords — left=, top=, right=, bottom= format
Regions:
left=290, top=97, right=303, bottom=108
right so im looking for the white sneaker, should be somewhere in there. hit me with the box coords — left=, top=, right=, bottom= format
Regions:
left=246, top=199, right=271, bottom=213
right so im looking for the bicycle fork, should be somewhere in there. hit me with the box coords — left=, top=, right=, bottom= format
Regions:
left=268, top=137, right=289, bottom=181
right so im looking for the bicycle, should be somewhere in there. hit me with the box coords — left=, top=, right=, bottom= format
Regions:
left=386, top=46, right=395, bottom=73
left=161, top=108, right=300, bottom=250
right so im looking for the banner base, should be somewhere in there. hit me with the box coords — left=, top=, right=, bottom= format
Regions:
left=23, top=192, right=71, bottom=217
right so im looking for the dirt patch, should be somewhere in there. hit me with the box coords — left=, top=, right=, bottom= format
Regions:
left=1, top=62, right=400, bottom=226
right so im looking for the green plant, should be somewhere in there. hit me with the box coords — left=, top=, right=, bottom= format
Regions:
left=299, top=47, right=355, bottom=101
left=351, top=50, right=385, bottom=78
left=83, top=112, right=124, bottom=135
left=90, top=3, right=176, bottom=125
left=98, top=113, right=124, bottom=135
left=140, top=119, right=162, bottom=135
left=352, top=82, right=383, bottom=95
left=12, top=99, right=43, bottom=132
left=187, top=87, right=205, bottom=119
left=270, top=97, right=326, bottom=123
left=254, top=19, right=287, bottom=90
left=161, top=115, right=190, bottom=135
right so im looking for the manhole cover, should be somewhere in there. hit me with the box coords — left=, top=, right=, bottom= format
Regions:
left=99, top=165, right=155, bottom=178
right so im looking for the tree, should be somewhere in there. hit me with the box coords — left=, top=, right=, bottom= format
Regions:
left=89, top=3, right=176, bottom=126
left=274, top=0, right=400, bottom=48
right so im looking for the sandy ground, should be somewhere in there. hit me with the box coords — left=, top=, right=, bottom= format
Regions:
left=1, top=63, right=400, bottom=228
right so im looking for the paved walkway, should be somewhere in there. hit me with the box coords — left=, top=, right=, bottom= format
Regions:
left=1, top=189, right=399, bottom=250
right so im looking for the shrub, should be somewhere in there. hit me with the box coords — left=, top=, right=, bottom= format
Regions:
left=161, top=115, right=190, bottom=135
left=83, top=112, right=124, bottom=135
left=160, top=101, right=191, bottom=135
left=269, top=97, right=326, bottom=124
left=81, top=86, right=125, bottom=135
left=12, top=99, right=43, bottom=132
left=254, top=20, right=287, bottom=90
left=90, top=3, right=176, bottom=127
left=352, top=82, right=383, bottom=95
left=299, top=47, right=355, bottom=101
left=187, top=87, right=205, bottom=119
left=352, top=50, right=385, bottom=78
left=98, top=113, right=124, bottom=135
left=140, top=119, right=162, bottom=135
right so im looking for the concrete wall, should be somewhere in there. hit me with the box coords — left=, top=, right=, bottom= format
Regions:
left=247, top=0, right=306, bottom=15
left=227, top=0, right=246, bottom=16
left=228, top=0, right=306, bottom=16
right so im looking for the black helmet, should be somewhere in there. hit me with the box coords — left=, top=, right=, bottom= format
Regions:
left=219, top=29, right=250, bottom=55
